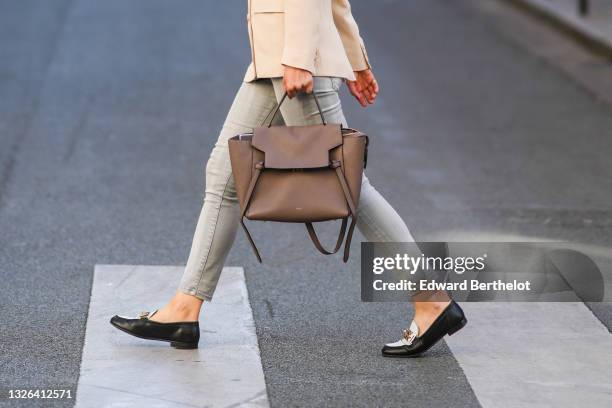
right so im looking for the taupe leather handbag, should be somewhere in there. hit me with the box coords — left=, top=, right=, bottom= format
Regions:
left=228, top=93, right=369, bottom=263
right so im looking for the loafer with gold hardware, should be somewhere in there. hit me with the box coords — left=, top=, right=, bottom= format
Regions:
left=382, top=301, right=467, bottom=358
left=110, top=310, right=200, bottom=349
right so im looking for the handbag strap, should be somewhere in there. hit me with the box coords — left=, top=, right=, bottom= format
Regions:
left=239, top=162, right=265, bottom=263
left=261, top=92, right=327, bottom=127
left=304, top=161, right=358, bottom=262
left=305, top=218, right=348, bottom=255
left=240, top=218, right=262, bottom=263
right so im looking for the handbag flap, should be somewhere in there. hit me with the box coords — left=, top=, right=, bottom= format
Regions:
left=252, top=124, right=342, bottom=169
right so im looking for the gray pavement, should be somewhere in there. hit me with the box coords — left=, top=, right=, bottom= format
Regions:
left=1, top=0, right=612, bottom=407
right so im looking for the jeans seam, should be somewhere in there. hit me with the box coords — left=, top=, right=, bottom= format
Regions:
left=193, top=171, right=233, bottom=294
left=331, top=77, right=341, bottom=92
left=357, top=194, right=393, bottom=242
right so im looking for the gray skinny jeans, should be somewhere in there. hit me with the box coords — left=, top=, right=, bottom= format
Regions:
left=179, top=77, right=415, bottom=300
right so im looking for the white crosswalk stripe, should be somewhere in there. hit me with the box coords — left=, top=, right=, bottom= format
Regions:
left=446, top=302, right=612, bottom=408
left=76, top=265, right=269, bottom=408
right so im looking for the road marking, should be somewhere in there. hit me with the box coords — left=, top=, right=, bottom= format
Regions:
left=76, top=265, right=269, bottom=408
left=446, top=302, right=612, bottom=408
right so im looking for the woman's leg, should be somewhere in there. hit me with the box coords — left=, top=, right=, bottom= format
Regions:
left=356, top=175, right=450, bottom=332
left=270, top=77, right=449, bottom=333
left=151, top=79, right=279, bottom=322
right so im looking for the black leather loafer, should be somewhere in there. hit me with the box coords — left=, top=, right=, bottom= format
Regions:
left=110, top=310, right=200, bottom=349
left=382, top=301, right=467, bottom=358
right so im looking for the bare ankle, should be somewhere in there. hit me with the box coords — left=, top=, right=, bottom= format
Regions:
left=172, top=292, right=202, bottom=314
left=151, top=292, right=203, bottom=322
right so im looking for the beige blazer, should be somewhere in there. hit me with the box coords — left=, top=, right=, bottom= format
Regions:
left=244, top=0, right=371, bottom=82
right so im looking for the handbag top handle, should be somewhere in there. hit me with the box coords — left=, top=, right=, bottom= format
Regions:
left=261, top=92, right=327, bottom=127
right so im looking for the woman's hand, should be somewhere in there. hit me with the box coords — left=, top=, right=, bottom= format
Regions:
left=283, top=65, right=314, bottom=98
left=346, top=69, right=379, bottom=107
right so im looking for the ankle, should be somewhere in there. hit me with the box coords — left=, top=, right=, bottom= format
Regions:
left=412, top=301, right=450, bottom=335
left=419, top=300, right=450, bottom=313
left=169, top=299, right=194, bottom=313
left=164, top=292, right=203, bottom=320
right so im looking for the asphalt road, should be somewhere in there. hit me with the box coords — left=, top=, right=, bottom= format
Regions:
left=1, top=0, right=611, bottom=407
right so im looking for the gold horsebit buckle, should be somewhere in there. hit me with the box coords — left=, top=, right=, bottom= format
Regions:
left=402, top=328, right=417, bottom=344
